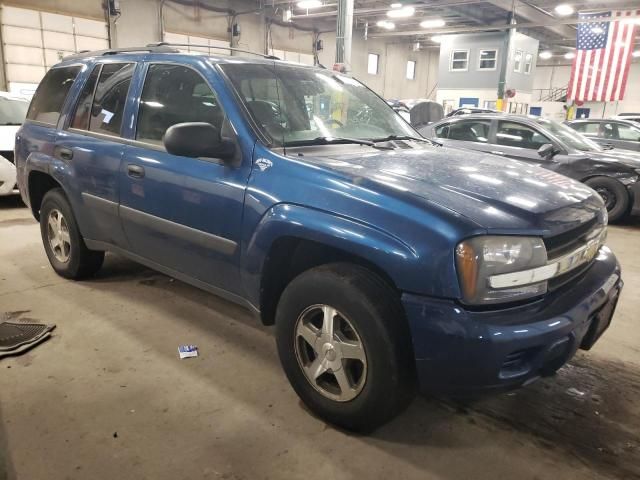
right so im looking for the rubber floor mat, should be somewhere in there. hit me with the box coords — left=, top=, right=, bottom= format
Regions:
left=0, top=321, right=56, bottom=358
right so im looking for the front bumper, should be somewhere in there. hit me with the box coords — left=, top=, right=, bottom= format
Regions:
left=403, top=246, right=622, bottom=395
left=628, top=181, right=640, bottom=217
left=0, top=156, right=17, bottom=196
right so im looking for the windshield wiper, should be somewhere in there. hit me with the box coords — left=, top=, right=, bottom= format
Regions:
left=285, top=136, right=383, bottom=148
left=372, top=134, right=441, bottom=146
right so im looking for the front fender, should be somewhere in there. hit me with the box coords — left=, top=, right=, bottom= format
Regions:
left=241, top=203, right=431, bottom=307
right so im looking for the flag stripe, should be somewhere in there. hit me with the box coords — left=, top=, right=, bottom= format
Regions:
left=587, top=49, right=601, bottom=100
left=605, top=14, right=621, bottom=101
left=615, top=18, right=635, bottom=99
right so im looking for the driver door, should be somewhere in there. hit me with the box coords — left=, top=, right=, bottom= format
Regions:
left=119, top=63, right=251, bottom=294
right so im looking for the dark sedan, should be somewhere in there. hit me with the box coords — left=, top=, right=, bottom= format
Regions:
left=422, top=114, right=640, bottom=221
left=567, top=118, right=640, bottom=152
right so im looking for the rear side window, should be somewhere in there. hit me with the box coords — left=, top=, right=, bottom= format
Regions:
left=70, top=65, right=101, bottom=130
left=448, top=119, right=491, bottom=143
left=136, top=64, right=224, bottom=145
left=26, top=66, right=81, bottom=125
left=88, top=63, right=135, bottom=136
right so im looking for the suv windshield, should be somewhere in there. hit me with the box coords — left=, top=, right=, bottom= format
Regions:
left=219, top=62, right=416, bottom=146
left=0, top=96, right=29, bottom=126
left=534, top=117, right=601, bottom=152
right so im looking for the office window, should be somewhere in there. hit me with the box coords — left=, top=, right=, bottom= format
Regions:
left=88, top=63, right=135, bottom=136
left=406, top=60, right=416, bottom=80
left=514, top=49, right=523, bottom=72
left=524, top=53, right=533, bottom=74
left=478, top=49, right=497, bottom=70
left=367, top=53, right=379, bottom=75
left=450, top=50, right=469, bottom=71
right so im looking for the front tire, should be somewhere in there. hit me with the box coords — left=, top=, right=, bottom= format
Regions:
left=585, top=176, right=629, bottom=222
left=39, top=188, right=104, bottom=279
left=275, top=263, right=415, bottom=432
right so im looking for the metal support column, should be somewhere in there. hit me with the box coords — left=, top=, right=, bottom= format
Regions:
left=335, top=0, right=354, bottom=70
left=496, top=12, right=515, bottom=111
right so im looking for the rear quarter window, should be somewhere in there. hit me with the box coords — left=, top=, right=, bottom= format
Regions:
left=26, top=66, right=81, bottom=125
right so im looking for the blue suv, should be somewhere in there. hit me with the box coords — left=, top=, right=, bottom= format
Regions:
left=15, top=45, right=622, bottom=432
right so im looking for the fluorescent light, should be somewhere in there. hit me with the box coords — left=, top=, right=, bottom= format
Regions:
left=564, top=51, right=576, bottom=59
left=390, top=2, right=402, bottom=7
left=633, top=50, right=640, bottom=57
left=420, top=18, right=446, bottom=28
left=539, top=51, right=553, bottom=59
left=431, top=35, right=443, bottom=43
left=376, top=20, right=395, bottom=29
left=554, top=4, right=574, bottom=16
left=387, top=6, right=415, bottom=18
left=297, top=0, right=322, bottom=8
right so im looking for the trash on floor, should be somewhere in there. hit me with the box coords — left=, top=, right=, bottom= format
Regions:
left=0, top=320, right=56, bottom=358
left=178, top=345, right=198, bottom=359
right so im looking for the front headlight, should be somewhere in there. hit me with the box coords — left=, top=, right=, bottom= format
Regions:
left=456, top=236, right=548, bottom=305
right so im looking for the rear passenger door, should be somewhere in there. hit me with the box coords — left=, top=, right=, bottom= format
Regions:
left=119, top=63, right=250, bottom=294
left=58, top=62, right=136, bottom=246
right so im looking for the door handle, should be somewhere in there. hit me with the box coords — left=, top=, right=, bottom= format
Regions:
left=56, top=147, right=74, bottom=161
left=127, top=164, right=145, bottom=179
left=490, top=150, right=505, bottom=156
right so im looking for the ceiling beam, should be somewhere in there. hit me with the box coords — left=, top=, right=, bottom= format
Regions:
left=486, top=0, right=575, bottom=40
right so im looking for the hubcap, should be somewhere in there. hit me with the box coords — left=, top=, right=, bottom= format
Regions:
left=294, top=304, right=367, bottom=402
left=595, top=187, right=616, bottom=211
left=47, top=209, right=71, bottom=263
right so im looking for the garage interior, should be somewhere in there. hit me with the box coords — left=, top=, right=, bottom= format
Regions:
left=1, top=1, right=640, bottom=479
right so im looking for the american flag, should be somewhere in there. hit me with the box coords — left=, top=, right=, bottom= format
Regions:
left=567, top=10, right=639, bottom=102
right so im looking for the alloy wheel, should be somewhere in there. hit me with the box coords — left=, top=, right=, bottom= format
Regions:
left=47, top=209, right=71, bottom=263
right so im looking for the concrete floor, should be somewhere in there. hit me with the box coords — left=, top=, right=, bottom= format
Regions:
left=1, top=195, right=639, bottom=480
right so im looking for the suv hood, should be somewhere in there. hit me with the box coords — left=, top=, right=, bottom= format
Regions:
left=295, top=145, right=603, bottom=236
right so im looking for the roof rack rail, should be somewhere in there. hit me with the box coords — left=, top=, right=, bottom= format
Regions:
left=63, top=45, right=179, bottom=60
left=146, top=42, right=280, bottom=60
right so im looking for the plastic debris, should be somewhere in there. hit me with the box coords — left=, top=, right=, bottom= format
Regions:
left=178, top=345, right=198, bottom=359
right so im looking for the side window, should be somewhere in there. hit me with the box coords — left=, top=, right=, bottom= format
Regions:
left=26, top=66, right=81, bottom=125
left=616, top=123, right=640, bottom=141
left=572, top=122, right=599, bottom=136
left=89, top=63, right=135, bottom=136
left=434, top=123, right=450, bottom=138
left=601, top=122, right=618, bottom=140
left=448, top=120, right=491, bottom=143
left=496, top=121, right=550, bottom=149
left=136, top=64, right=224, bottom=145
left=70, top=65, right=101, bottom=130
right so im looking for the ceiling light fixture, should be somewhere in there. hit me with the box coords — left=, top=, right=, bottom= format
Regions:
left=390, top=2, right=402, bottom=7
left=564, top=51, right=576, bottom=59
left=297, top=0, right=322, bottom=9
left=539, top=51, right=553, bottom=59
left=420, top=18, right=446, bottom=28
left=554, top=4, right=574, bottom=16
left=633, top=50, right=640, bottom=57
left=376, top=20, right=396, bottom=29
left=387, top=6, right=415, bottom=18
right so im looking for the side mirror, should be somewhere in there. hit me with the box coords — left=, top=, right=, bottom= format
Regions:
left=163, top=122, right=235, bottom=160
left=537, top=143, right=558, bottom=160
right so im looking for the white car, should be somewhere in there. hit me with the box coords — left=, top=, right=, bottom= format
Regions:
left=0, top=92, right=29, bottom=196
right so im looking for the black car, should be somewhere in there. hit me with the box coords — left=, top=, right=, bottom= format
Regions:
left=567, top=118, right=640, bottom=152
left=422, top=114, right=640, bottom=221
left=446, top=107, right=501, bottom=117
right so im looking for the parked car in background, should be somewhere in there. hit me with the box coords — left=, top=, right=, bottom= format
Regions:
left=16, top=47, right=622, bottom=432
left=0, top=92, right=29, bottom=196
left=387, top=99, right=444, bottom=130
left=423, top=114, right=640, bottom=221
left=614, top=113, right=640, bottom=123
left=567, top=118, right=640, bottom=152
left=446, top=107, right=501, bottom=117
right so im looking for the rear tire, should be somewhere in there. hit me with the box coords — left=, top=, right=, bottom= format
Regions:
left=39, top=188, right=104, bottom=279
left=585, top=176, right=629, bottom=222
left=275, top=263, right=415, bottom=432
